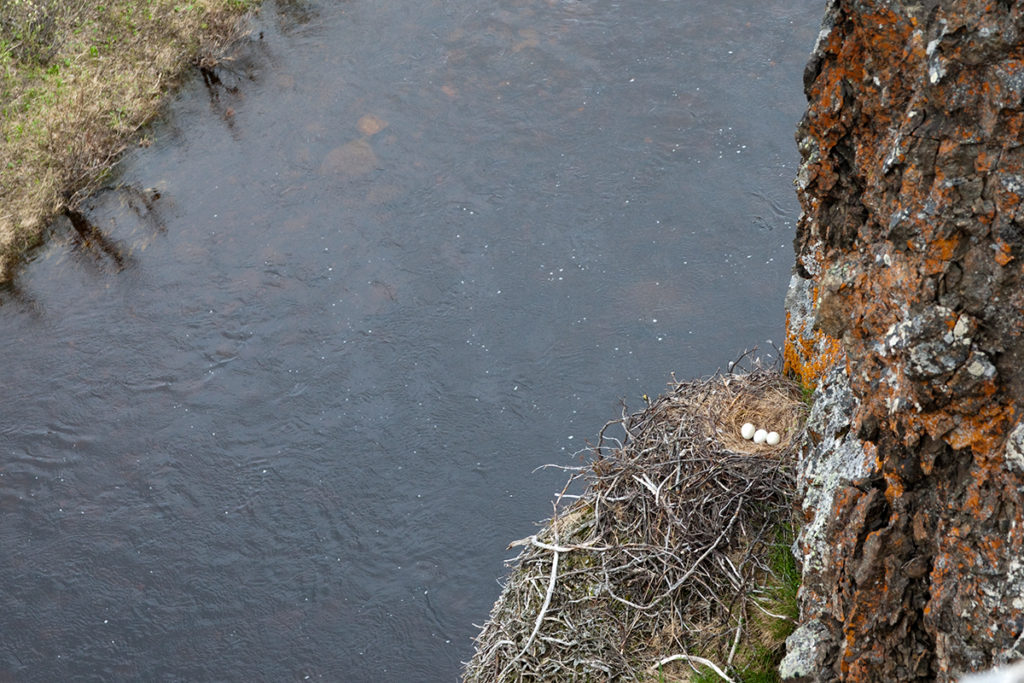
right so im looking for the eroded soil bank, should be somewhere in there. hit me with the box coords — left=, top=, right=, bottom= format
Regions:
left=0, top=0, right=260, bottom=281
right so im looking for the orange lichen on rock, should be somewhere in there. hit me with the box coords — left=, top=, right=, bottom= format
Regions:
left=994, top=239, right=1013, bottom=266
left=784, top=311, right=845, bottom=392
left=946, top=404, right=1014, bottom=454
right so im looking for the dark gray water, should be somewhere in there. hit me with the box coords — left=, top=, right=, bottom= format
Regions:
left=0, top=0, right=822, bottom=679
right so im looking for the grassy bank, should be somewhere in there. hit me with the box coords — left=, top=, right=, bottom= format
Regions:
left=0, top=0, right=260, bottom=281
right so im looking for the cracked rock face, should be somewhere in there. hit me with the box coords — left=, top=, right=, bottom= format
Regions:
left=783, top=0, right=1024, bottom=680
left=882, top=305, right=972, bottom=381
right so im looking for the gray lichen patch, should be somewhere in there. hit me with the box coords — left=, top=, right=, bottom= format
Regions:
left=796, top=364, right=868, bottom=576
left=881, top=305, right=974, bottom=380
left=779, top=619, right=833, bottom=682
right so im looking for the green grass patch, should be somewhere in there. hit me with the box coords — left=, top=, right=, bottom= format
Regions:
left=666, top=523, right=800, bottom=683
left=737, top=523, right=800, bottom=682
left=800, top=382, right=814, bottom=408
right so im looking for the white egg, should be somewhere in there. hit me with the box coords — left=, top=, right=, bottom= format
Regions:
left=766, top=431, right=781, bottom=446
left=741, top=423, right=756, bottom=440
left=753, top=429, right=768, bottom=444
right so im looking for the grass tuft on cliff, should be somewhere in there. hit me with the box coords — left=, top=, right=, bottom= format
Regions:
left=0, top=0, right=260, bottom=281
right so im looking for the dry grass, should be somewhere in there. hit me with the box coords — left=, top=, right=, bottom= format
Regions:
left=463, top=368, right=807, bottom=682
left=0, top=0, right=260, bottom=281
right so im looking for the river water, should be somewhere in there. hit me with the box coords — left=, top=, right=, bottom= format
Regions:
left=1, top=0, right=822, bottom=679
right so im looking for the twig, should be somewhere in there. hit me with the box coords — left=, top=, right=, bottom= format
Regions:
left=632, top=473, right=665, bottom=504
left=727, top=619, right=743, bottom=667
left=496, top=537, right=560, bottom=681
left=506, top=534, right=610, bottom=554
left=651, top=653, right=736, bottom=683
left=750, top=597, right=796, bottom=622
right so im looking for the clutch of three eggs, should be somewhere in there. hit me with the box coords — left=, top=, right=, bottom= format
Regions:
left=740, top=422, right=780, bottom=446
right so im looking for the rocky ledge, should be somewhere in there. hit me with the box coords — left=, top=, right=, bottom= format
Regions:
left=781, top=1, right=1024, bottom=680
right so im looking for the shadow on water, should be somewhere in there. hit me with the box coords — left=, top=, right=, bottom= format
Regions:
left=0, top=0, right=825, bottom=679
left=198, top=56, right=258, bottom=134
left=276, top=0, right=324, bottom=28
left=64, top=208, right=129, bottom=272
left=57, top=184, right=170, bottom=275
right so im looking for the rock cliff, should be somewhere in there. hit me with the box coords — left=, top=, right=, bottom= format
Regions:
left=783, top=1, right=1024, bottom=680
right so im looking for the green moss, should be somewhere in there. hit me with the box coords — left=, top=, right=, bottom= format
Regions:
left=767, top=523, right=801, bottom=624
left=800, top=383, right=814, bottom=408
left=681, top=524, right=801, bottom=683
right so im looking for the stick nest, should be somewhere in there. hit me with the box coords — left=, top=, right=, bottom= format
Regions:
left=463, top=369, right=806, bottom=682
